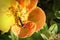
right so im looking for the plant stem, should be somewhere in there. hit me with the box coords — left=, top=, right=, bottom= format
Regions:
left=10, top=30, right=15, bottom=40
left=10, top=30, right=19, bottom=40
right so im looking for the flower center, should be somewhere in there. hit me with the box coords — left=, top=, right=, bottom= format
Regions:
left=9, top=1, right=28, bottom=28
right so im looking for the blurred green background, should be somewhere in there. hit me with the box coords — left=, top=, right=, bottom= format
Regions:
left=0, top=0, right=60, bottom=40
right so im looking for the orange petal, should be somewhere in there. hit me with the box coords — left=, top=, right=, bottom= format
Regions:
left=17, top=0, right=38, bottom=11
left=19, top=21, right=36, bottom=38
left=28, top=7, right=46, bottom=31
left=26, top=0, right=38, bottom=11
left=11, top=21, right=36, bottom=38
left=17, top=0, right=30, bottom=6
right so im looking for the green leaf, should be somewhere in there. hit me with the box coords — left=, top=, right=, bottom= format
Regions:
left=50, top=20, right=56, bottom=25
left=31, top=32, right=43, bottom=40
left=41, top=30, right=52, bottom=40
left=55, top=11, right=60, bottom=19
left=49, top=24, right=58, bottom=34
left=43, top=23, right=48, bottom=30
left=57, top=23, right=60, bottom=33
left=41, top=33, right=48, bottom=40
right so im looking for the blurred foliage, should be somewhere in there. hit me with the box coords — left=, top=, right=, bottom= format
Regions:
left=0, top=0, right=60, bottom=40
